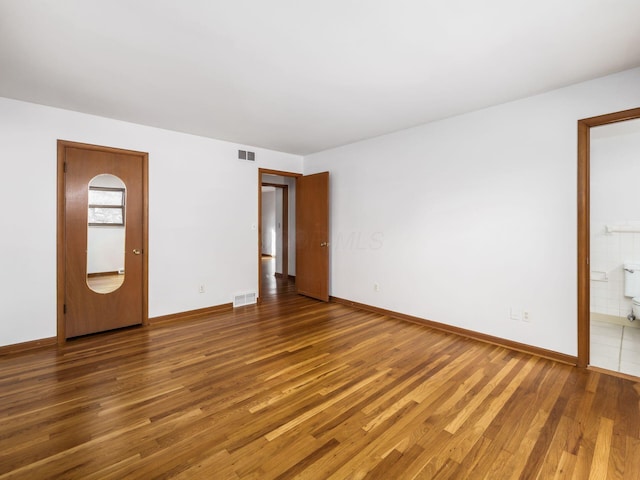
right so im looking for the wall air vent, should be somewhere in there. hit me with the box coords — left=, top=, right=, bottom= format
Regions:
left=238, top=150, right=255, bottom=161
left=233, top=291, right=257, bottom=307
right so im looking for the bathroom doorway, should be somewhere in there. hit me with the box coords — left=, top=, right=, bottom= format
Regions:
left=578, top=108, right=640, bottom=375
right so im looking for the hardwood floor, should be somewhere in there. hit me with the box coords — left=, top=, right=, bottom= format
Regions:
left=261, top=256, right=296, bottom=297
left=2, top=282, right=640, bottom=478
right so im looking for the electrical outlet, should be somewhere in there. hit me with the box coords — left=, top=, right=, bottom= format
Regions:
left=199, top=285, right=205, bottom=294
left=374, top=282, right=380, bottom=292
left=523, top=311, right=531, bottom=322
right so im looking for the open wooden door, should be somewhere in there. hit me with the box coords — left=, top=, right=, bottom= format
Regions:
left=296, top=172, right=330, bottom=301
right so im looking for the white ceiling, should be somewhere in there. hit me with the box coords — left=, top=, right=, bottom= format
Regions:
left=1, top=1, right=639, bottom=155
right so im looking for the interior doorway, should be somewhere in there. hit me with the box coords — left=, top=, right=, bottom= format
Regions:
left=259, top=169, right=299, bottom=300
left=258, top=168, right=331, bottom=303
left=577, top=107, right=640, bottom=371
left=261, top=183, right=289, bottom=278
left=588, top=117, right=640, bottom=377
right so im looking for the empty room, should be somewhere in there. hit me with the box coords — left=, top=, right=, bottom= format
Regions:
left=2, top=1, right=640, bottom=478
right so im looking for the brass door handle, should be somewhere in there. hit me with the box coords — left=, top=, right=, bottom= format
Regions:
left=133, top=249, right=142, bottom=255
left=320, top=242, right=329, bottom=247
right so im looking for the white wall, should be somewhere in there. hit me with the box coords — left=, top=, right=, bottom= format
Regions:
left=87, top=227, right=125, bottom=274
left=261, top=189, right=276, bottom=256
left=284, top=176, right=296, bottom=276
left=262, top=174, right=296, bottom=276
left=590, top=118, right=640, bottom=318
left=275, top=188, right=283, bottom=271
left=304, top=67, right=640, bottom=357
left=0, top=97, right=302, bottom=347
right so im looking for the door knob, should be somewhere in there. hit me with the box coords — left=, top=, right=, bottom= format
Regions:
left=133, top=249, right=142, bottom=255
left=320, top=242, right=329, bottom=247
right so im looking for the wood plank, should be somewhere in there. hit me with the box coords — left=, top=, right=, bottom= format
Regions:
left=0, top=289, right=639, bottom=479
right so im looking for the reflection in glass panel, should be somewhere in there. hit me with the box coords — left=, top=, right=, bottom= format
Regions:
left=86, top=174, right=126, bottom=294
left=89, top=188, right=124, bottom=206
left=89, top=207, right=124, bottom=225
left=88, top=186, right=125, bottom=226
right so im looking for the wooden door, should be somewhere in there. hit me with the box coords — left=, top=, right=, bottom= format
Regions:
left=296, top=172, right=330, bottom=301
left=59, top=141, right=147, bottom=339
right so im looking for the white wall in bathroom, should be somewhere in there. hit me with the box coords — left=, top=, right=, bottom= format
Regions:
left=590, top=118, right=640, bottom=318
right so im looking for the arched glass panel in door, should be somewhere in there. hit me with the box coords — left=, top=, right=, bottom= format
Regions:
left=86, top=174, right=126, bottom=294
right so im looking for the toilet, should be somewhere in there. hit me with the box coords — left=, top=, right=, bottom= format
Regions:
left=623, top=263, right=640, bottom=320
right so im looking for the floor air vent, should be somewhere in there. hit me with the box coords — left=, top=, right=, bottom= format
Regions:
left=233, top=291, right=257, bottom=307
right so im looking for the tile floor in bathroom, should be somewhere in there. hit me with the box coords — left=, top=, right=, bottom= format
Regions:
left=590, top=319, right=640, bottom=377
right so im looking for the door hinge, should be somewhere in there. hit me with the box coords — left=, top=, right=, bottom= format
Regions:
left=63, top=304, right=67, bottom=314
left=63, top=162, right=67, bottom=173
